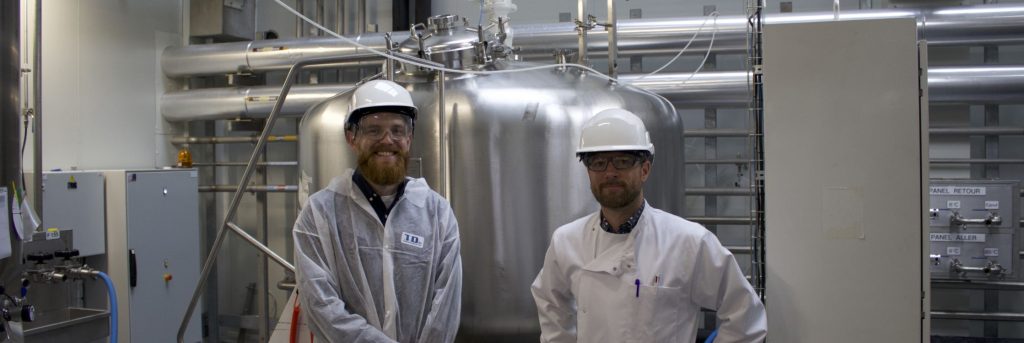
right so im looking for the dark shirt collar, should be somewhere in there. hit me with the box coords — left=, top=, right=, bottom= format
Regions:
left=352, top=170, right=407, bottom=225
left=599, top=202, right=645, bottom=234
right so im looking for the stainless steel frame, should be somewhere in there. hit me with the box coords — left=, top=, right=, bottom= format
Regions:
left=176, top=55, right=376, bottom=343
left=161, top=66, right=1024, bottom=121
left=161, top=3, right=1024, bottom=77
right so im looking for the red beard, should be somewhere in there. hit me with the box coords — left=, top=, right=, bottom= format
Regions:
left=357, top=147, right=409, bottom=185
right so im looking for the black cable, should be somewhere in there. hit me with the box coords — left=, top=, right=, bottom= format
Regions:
left=19, top=112, right=30, bottom=198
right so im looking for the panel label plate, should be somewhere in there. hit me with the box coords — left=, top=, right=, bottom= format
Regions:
left=929, top=186, right=986, bottom=196
left=930, top=233, right=986, bottom=242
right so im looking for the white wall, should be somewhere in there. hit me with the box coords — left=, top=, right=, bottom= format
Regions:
left=26, top=0, right=183, bottom=172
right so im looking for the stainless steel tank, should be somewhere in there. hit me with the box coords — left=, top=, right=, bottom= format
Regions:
left=299, top=14, right=684, bottom=341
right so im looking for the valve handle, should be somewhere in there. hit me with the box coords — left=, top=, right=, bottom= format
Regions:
left=26, top=252, right=53, bottom=263
left=54, top=249, right=80, bottom=260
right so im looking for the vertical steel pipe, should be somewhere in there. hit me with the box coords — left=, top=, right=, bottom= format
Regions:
left=438, top=70, right=449, bottom=199
left=577, top=0, right=588, bottom=65
left=335, top=0, right=344, bottom=34
left=607, top=0, right=617, bottom=78
left=317, top=0, right=327, bottom=36
left=357, top=0, right=366, bottom=34
left=32, top=0, right=41, bottom=218
left=295, top=0, right=305, bottom=38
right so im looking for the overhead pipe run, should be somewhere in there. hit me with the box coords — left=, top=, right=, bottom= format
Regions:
left=692, top=127, right=1024, bottom=137
left=931, top=311, right=1024, bottom=322
left=198, top=185, right=298, bottom=193
left=161, top=66, right=1024, bottom=122
left=928, top=66, right=1024, bottom=104
left=161, top=3, right=1024, bottom=77
left=170, top=135, right=298, bottom=144
left=162, top=84, right=353, bottom=121
left=193, top=161, right=298, bottom=167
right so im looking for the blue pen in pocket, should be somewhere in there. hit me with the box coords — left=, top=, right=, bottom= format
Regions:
left=635, top=279, right=640, bottom=298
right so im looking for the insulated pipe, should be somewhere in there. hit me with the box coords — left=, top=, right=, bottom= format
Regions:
left=619, top=71, right=751, bottom=107
left=931, top=311, right=1024, bottom=322
left=933, top=159, right=1024, bottom=164
left=693, top=127, right=1024, bottom=137
left=161, top=65, right=1024, bottom=121
left=193, top=161, right=298, bottom=167
left=199, top=185, right=298, bottom=193
left=928, top=127, right=1024, bottom=135
left=687, top=188, right=754, bottom=196
left=690, top=217, right=753, bottom=225
left=932, top=280, right=1024, bottom=291
left=161, top=3, right=1024, bottom=77
left=726, top=246, right=752, bottom=254
left=928, top=66, right=1024, bottom=104
left=162, top=84, right=353, bottom=121
left=170, top=135, right=298, bottom=144
left=684, top=128, right=753, bottom=137
left=161, top=39, right=390, bottom=76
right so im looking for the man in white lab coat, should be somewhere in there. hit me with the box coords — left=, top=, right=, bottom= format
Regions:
left=293, top=80, right=462, bottom=342
left=531, top=108, right=767, bottom=342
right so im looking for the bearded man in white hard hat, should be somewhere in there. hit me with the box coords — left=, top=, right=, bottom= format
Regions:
left=531, top=108, right=767, bottom=342
left=293, top=80, right=462, bottom=342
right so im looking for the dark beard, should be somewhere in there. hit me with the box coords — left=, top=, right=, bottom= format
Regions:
left=591, top=181, right=641, bottom=209
left=357, top=149, right=409, bottom=185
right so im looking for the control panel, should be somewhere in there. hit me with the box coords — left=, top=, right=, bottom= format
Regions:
left=929, top=180, right=1020, bottom=280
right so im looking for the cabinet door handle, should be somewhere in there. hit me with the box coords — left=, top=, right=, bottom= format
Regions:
left=129, top=249, right=137, bottom=288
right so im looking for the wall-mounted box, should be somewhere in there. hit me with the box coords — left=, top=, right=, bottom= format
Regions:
left=42, top=171, right=106, bottom=257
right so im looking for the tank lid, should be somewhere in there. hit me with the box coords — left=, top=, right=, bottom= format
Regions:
left=398, top=14, right=480, bottom=70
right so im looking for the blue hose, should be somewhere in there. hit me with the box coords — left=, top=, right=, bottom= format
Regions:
left=96, top=271, right=118, bottom=343
left=704, top=329, right=718, bottom=343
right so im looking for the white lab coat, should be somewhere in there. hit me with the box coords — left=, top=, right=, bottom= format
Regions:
left=531, top=203, right=767, bottom=342
left=293, top=169, right=462, bottom=343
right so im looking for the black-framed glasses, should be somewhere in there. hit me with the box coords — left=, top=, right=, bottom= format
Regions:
left=583, top=155, right=642, bottom=172
left=356, top=125, right=410, bottom=141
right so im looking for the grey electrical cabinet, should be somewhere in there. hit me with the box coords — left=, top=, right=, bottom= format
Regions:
left=92, top=169, right=203, bottom=343
left=928, top=180, right=1020, bottom=281
left=41, top=171, right=106, bottom=257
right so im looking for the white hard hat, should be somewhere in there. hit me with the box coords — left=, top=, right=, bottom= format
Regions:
left=347, top=80, right=418, bottom=126
left=576, top=108, right=654, bottom=156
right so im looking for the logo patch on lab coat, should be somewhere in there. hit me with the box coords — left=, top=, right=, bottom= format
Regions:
left=401, top=232, right=424, bottom=248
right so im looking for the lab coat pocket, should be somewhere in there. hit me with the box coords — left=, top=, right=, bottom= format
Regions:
left=637, top=285, right=684, bottom=342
